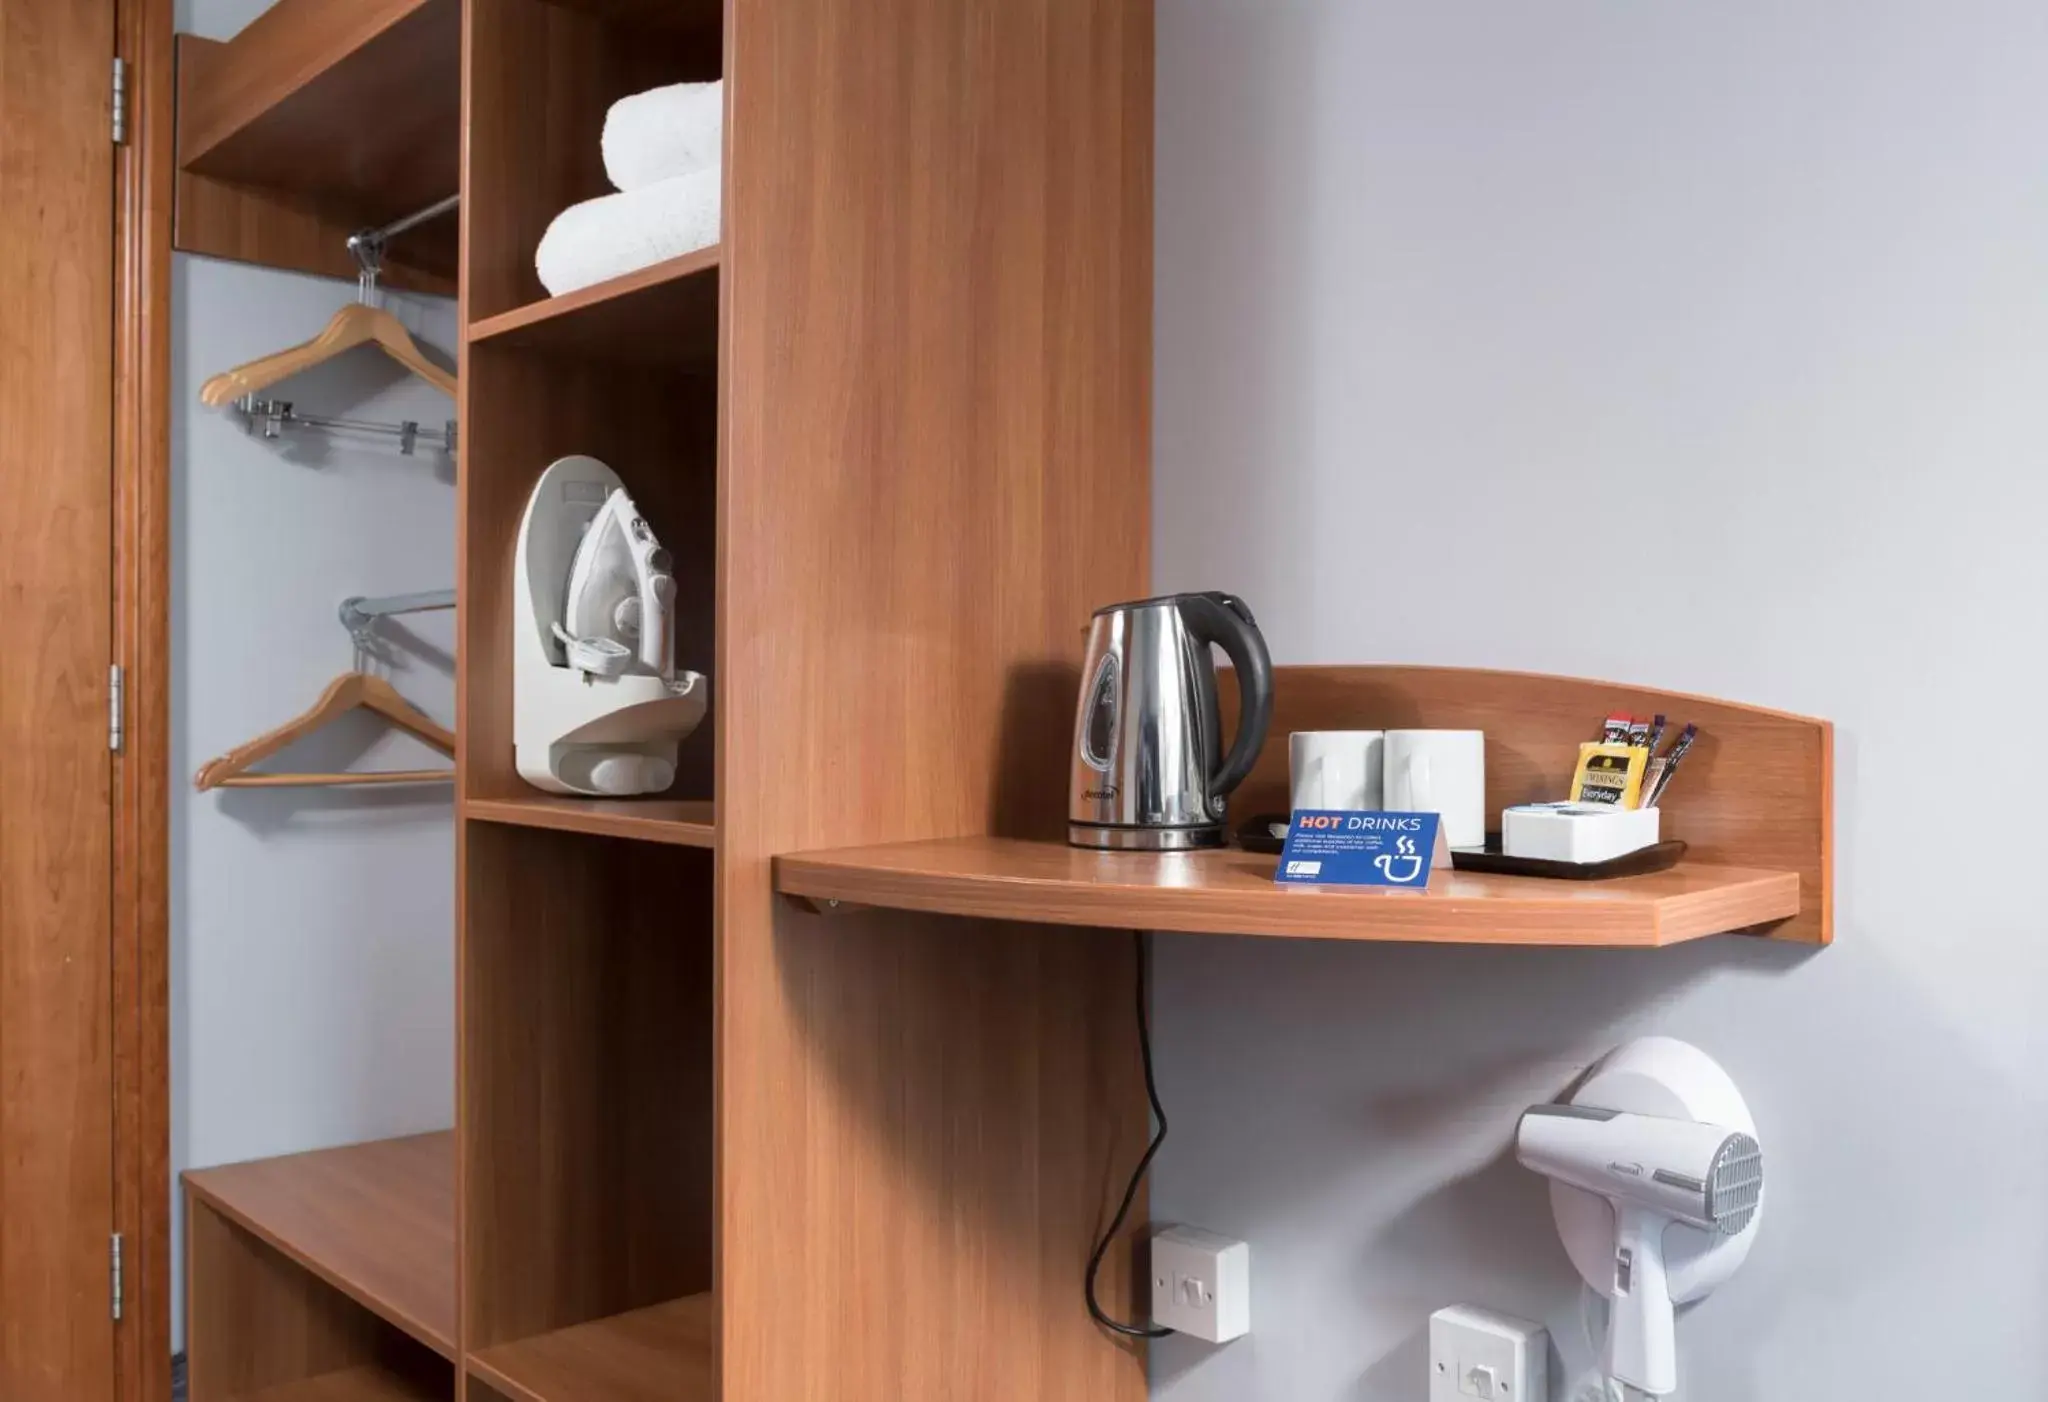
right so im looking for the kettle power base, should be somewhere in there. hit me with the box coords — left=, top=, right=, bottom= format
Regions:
left=1068, top=823, right=1229, bottom=852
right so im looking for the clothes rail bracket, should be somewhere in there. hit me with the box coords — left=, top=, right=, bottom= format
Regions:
left=235, top=396, right=456, bottom=456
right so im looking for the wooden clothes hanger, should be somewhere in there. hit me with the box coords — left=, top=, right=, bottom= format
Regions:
left=200, top=302, right=457, bottom=407
left=200, top=195, right=461, bottom=408
left=194, top=673, right=456, bottom=791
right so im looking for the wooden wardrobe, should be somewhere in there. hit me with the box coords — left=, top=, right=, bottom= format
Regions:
left=170, top=1, right=1155, bottom=1400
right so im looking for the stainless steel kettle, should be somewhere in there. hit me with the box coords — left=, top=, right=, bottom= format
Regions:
left=1068, top=592, right=1275, bottom=850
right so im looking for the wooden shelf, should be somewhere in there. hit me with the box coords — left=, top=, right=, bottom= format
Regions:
left=774, top=838, right=1803, bottom=948
left=177, top=0, right=462, bottom=230
left=234, top=1364, right=444, bottom=1402
left=464, top=796, right=716, bottom=848
left=467, top=1295, right=716, bottom=1402
left=1222, top=665, right=1835, bottom=944
left=466, top=249, right=720, bottom=370
left=184, top=1133, right=456, bottom=1359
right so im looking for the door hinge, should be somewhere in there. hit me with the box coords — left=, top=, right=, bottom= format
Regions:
left=110, top=1233, right=124, bottom=1321
left=111, top=57, right=128, bottom=146
left=109, top=664, right=124, bottom=753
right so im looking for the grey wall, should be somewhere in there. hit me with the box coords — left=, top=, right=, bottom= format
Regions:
left=1151, top=3, right=2048, bottom=1399
left=170, top=3, right=458, bottom=1346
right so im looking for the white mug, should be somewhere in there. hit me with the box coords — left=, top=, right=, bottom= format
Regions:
left=1383, top=729, right=1487, bottom=849
left=1290, top=731, right=1385, bottom=812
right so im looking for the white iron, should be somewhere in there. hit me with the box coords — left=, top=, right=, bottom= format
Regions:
left=564, top=487, right=674, bottom=677
left=514, top=455, right=707, bottom=796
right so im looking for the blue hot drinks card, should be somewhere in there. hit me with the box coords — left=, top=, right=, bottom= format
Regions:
left=1273, top=811, right=1443, bottom=887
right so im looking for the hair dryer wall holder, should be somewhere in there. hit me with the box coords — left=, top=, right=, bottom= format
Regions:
left=1539, top=1037, right=1762, bottom=1397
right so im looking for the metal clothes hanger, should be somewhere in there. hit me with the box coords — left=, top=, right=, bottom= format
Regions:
left=193, top=672, right=455, bottom=791
left=198, top=194, right=461, bottom=409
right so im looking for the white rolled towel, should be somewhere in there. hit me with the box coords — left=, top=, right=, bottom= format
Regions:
left=535, top=167, right=722, bottom=297
left=603, top=80, right=724, bottom=192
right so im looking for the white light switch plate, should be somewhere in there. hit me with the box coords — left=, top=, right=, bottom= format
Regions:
left=1429, top=1305, right=1547, bottom=1402
left=1150, top=1226, right=1250, bottom=1343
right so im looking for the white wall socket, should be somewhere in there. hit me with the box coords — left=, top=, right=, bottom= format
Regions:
left=1150, top=1226, right=1250, bottom=1343
left=1429, top=1305, right=1547, bottom=1402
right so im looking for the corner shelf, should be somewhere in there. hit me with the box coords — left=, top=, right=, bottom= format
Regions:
left=468, top=248, right=720, bottom=370
left=466, top=1295, right=717, bottom=1402
left=778, top=666, right=1833, bottom=948
left=183, top=1132, right=456, bottom=1360
left=463, top=796, right=716, bottom=849
left=775, top=838, right=1801, bottom=948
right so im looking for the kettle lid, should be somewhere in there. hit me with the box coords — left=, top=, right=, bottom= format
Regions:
left=1091, top=590, right=1258, bottom=624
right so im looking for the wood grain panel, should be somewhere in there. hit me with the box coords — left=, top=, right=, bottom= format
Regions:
left=174, top=163, right=457, bottom=294
left=465, top=1294, right=714, bottom=1402
left=239, top=1365, right=448, bottom=1402
left=187, top=1196, right=380, bottom=1401
left=546, top=0, right=722, bottom=39
left=115, top=1, right=177, bottom=1398
left=776, top=838, right=1802, bottom=947
left=456, top=346, right=716, bottom=801
left=185, top=1193, right=453, bottom=1402
left=176, top=0, right=461, bottom=230
left=184, top=1134, right=457, bottom=1358
left=1223, top=666, right=1834, bottom=944
left=717, top=0, right=1155, bottom=1394
left=461, top=826, right=714, bottom=1349
left=464, top=0, right=718, bottom=323
left=0, top=0, right=119, bottom=1394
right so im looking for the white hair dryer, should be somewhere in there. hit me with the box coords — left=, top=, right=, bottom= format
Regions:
left=1515, top=1038, right=1764, bottom=1398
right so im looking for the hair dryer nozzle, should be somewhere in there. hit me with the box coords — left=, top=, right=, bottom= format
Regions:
left=1516, top=1105, right=1763, bottom=1236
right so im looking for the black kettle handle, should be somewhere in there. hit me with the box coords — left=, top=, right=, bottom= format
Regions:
left=1178, top=592, right=1274, bottom=800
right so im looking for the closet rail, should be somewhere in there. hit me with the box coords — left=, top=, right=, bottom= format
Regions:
left=350, top=194, right=461, bottom=303
left=340, top=589, right=457, bottom=645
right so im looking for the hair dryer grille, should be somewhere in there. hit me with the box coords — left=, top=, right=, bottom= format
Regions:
left=1706, top=1133, right=1763, bottom=1235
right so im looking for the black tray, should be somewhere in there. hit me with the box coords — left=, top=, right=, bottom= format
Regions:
left=1234, top=814, right=1292, bottom=855
left=1449, top=837, right=1687, bottom=881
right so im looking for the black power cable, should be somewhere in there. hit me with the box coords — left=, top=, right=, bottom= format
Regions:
left=1086, top=931, right=1175, bottom=1340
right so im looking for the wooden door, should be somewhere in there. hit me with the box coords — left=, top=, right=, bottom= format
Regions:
left=0, top=0, right=120, bottom=1397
